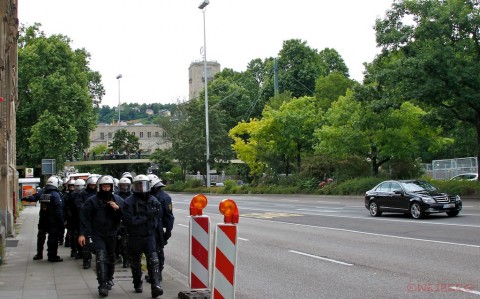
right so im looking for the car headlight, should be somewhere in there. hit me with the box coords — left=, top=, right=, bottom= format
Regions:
left=422, top=197, right=436, bottom=204
left=455, top=195, right=461, bottom=202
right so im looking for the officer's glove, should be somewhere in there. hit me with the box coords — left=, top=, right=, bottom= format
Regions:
left=164, top=230, right=172, bottom=241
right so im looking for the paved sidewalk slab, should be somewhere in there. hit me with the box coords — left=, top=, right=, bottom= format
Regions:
left=0, top=206, right=189, bottom=299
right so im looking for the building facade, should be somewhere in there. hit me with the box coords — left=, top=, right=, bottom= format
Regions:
left=189, top=60, right=221, bottom=100
left=0, top=0, right=18, bottom=244
left=89, top=124, right=171, bottom=154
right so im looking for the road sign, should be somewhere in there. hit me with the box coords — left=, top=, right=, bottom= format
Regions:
left=41, top=159, right=56, bottom=175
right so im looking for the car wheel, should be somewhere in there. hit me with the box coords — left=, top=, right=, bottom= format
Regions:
left=410, top=202, right=425, bottom=219
left=369, top=201, right=382, bottom=217
left=446, top=210, right=459, bottom=217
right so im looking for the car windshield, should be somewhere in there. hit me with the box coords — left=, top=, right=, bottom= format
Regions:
left=401, top=181, right=436, bottom=192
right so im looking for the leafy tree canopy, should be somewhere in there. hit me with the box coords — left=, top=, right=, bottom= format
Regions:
left=369, top=0, right=480, bottom=175
left=17, top=23, right=104, bottom=166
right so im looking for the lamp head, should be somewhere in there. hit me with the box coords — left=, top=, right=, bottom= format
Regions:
left=116, top=74, right=123, bottom=79
left=198, top=0, right=209, bottom=9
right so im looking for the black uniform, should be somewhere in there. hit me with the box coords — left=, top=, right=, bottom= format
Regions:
left=115, top=189, right=132, bottom=268
left=65, top=188, right=81, bottom=258
left=35, top=185, right=64, bottom=262
left=80, top=191, right=124, bottom=295
left=150, top=186, right=174, bottom=274
left=123, top=192, right=164, bottom=297
left=76, top=185, right=97, bottom=268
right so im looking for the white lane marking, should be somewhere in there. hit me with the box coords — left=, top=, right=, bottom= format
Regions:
left=289, top=250, right=353, bottom=266
left=177, top=224, right=189, bottom=228
left=296, top=209, right=340, bottom=213
left=239, top=206, right=480, bottom=229
left=238, top=237, right=249, bottom=241
left=248, top=218, right=480, bottom=249
left=449, top=286, right=480, bottom=296
left=316, top=201, right=342, bottom=204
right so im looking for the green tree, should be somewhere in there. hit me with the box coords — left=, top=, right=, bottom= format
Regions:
left=168, top=97, right=232, bottom=183
left=109, top=129, right=140, bottom=158
left=149, top=148, right=175, bottom=176
left=370, top=0, right=480, bottom=178
left=314, top=91, right=451, bottom=176
left=258, top=96, right=321, bottom=175
left=315, top=71, right=356, bottom=111
left=17, top=24, right=103, bottom=166
left=277, top=39, right=326, bottom=98
left=229, top=96, right=321, bottom=177
left=318, top=48, right=349, bottom=77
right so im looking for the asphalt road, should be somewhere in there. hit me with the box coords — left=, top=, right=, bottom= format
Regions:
left=164, top=193, right=480, bottom=299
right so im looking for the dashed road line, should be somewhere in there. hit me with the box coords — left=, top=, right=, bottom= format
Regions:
left=289, top=250, right=353, bottom=266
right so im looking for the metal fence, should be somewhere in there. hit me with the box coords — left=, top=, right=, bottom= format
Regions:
left=185, top=173, right=237, bottom=184
left=423, top=157, right=478, bottom=180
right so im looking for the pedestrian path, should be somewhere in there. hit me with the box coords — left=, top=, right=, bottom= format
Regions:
left=0, top=205, right=189, bottom=299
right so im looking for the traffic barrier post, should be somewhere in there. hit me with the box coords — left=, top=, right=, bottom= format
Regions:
left=212, top=199, right=239, bottom=299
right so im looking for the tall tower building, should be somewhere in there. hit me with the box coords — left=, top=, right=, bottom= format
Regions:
left=189, top=60, right=221, bottom=100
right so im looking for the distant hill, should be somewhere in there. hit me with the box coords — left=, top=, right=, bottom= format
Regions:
left=96, top=102, right=177, bottom=124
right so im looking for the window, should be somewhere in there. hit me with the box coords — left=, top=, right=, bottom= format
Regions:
left=147, top=132, right=152, bottom=138
left=376, top=183, right=389, bottom=192
left=140, top=132, right=144, bottom=138
left=100, top=132, right=104, bottom=140
left=108, top=132, right=112, bottom=139
left=390, top=183, right=402, bottom=193
left=155, top=132, right=159, bottom=137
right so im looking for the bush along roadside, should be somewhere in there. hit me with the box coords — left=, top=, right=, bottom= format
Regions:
left=164, top=177, right=480, bottom=197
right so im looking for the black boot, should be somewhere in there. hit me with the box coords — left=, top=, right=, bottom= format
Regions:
left=83, top=247, right=92, bottom=269
left=96, top=250, right=109, bottom=297
left=147, top=252, right=163, bottom=298
left=106, top=253, right=116, bottom=290
left=83, top=258, right=91, bottom=269
left=131, top=255, right=143, bottom=293
left=33, top=230, right=46, bottom=260
left=33, top=253, right=43, bottom=260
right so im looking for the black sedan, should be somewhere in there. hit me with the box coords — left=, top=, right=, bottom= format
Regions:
left=365, top=180, right=462, bottom=219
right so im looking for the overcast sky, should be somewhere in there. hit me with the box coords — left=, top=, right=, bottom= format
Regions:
left=18, top=0, right=394, bottom=107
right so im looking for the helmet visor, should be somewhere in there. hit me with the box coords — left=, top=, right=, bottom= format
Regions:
left=132, top=181, right=149, bottom=193
left=119, top=183, right=131, bottom=193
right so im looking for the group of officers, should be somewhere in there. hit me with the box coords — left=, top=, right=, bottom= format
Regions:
left=24, top=172, right=174, bottom=298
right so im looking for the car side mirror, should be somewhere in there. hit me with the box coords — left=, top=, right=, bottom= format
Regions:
left=393, top=190, right=404, bottom=195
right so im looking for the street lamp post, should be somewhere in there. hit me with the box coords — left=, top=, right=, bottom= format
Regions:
left=116, top=74, right=122, bottom=125
left=199, top=0, right=211, bottom=187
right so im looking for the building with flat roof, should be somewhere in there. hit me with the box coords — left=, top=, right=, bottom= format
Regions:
left=189, top=60, right=221, bottom=100
left=89, top=124, right=170, bottom=153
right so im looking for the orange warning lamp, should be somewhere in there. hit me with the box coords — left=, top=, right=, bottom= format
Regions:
left=219, top=199, right=239, bottom=224
left=190, top=194, right=208, bottom=216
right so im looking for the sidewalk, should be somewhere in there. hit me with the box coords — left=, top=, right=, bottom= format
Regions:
left=0, top=205, right=189, bottom=299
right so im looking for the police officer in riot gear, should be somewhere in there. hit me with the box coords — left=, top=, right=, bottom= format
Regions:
left=63, top=179, right=76, bottom=249
left=79, top=175, right=124, bottom=297
left=33, top=176, right=65, bottom=262
left=65, top=179, right=85, bottom=258
left=148, top=174, right=174, bottom=281
left=123, top=175, right=164, bottom=298
left=115, top=177, right=132, bottom=268
left=76, top=175, right=98, bottom=269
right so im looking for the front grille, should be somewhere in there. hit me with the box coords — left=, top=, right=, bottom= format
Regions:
left=434, top=196, right=450, bottom=203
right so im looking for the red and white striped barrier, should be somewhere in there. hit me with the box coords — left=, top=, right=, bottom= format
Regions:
left=189, top=215, right=211, bottom=289
left=212, top=223, right=238, bottom=299
left=212, top=199, right=240, bottom=299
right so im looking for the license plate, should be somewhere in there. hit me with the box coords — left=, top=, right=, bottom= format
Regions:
left=443, top=203, right=455, bottom=209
